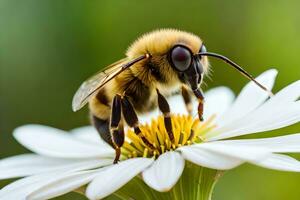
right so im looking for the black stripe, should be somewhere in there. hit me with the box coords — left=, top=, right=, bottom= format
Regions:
left=121, top=71, right=151, bottom=112
left=147, top=61, right=166, bottom=83
left=96, top=88, right=110, bottom=106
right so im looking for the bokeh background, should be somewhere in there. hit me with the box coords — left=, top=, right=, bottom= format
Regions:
left=1, top=0, right=300, bottom=199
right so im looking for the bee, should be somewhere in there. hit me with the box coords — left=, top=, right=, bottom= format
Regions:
left=72, top=29, right=272, bottom=163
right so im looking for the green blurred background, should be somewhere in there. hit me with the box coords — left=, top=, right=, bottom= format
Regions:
left=0, top=0, right=300, bottom=199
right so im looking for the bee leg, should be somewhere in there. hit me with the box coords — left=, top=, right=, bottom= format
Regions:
left=110, top=94, right=124, bottom=164
left=181, top=86, right=193, bottom=115
left=193, top=88, right=205, bottom=121
left=156, top=89, right=174, bottom=143
left=121, top=95, right=154, bottom=149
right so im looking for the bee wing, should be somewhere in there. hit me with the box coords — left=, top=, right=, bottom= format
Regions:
left=72, top=54, right=149, bottom=111
left=72, top=58, right=128, bottom=111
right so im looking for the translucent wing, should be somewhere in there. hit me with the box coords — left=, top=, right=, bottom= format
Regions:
left=72, top=54, right=149, bottom=111
left=72, top=58, right=128, bottom=111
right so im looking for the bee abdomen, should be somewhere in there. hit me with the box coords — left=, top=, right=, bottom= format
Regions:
left=89, top=88, right=111, bottom=120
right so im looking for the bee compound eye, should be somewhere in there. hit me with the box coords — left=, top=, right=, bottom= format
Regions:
left=170, top=46, right=192, bottom=71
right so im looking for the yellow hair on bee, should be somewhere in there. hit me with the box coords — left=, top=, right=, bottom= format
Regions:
left=89, top=97, right=110, bottom=119
left=126, top=29, right=209, bottom=74
left=126, top=28, right=202, bottom=57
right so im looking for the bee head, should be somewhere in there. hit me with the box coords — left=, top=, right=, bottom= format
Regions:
left=168, top=43, right=274, bottom=98
left=168, top=44, right=207, bottom=91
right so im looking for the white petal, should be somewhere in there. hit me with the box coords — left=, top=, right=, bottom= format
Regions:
left=0, top=154, right=111, bottom=180
left=211, top=133, right=300, bottom=153
left=142, top=152, right=184, bottom=192
left=86, top=158, right=153, bottom=200
left=200, top=87, right=235, bottom=120
left=14, top=125, right=114, bottom=158
left=139, top=108, right=160, bottom=125
left=0, top=169, right=100, bottom=200
left=71, top=126, right=110, bottom=147
left=209, top=101, right=300, bottom=140
left=169, top=95, right=189, bottom=115
left=251, top=154, right=300, bottom=172
left=168, top=87, right=235, bottom=118
left=263, top=80, right=300, bottom=109
left=0, top=154, right=63, bottom=179
left=139, top=87, right=234, bottom=124
left=191, top=143, right=270, bottom=161
left=27, top=170, right=101, bottom=200
left=239, top=102, right=300, bottom=133
left=140, top=95, right=187, bottom=125
left=208, top=82, right=300, bottom=140
left=218, top=69, right=277, bottom=126
left=179, top=146, right=243, bottom=170
left=180, top=142, right=276, bottom=170
left=0, top=172, right=56, bottom=199
left=139, top=94, right=190, bottom=125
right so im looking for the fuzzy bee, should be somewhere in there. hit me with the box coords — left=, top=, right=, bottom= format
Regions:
left=72, top=29, right=271, bottom=163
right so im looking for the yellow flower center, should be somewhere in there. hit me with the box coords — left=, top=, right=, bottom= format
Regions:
left=121, top=114, right=216, bottom=159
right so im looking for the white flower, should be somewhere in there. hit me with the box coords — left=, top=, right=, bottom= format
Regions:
left=0, top=69, right=300, bottom=200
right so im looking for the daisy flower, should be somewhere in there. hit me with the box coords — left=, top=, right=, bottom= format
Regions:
left=0, top=69, right=300, bottom=200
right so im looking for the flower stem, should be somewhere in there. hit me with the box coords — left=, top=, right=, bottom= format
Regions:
left=105, top=162, right=222, bottom=200
left=172, top=162, right=222, bottom=200
left=74, top=186, right=89, bottom=199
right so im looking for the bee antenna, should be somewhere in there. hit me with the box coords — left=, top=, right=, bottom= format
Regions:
left=197, top=52, right=274, bottom=97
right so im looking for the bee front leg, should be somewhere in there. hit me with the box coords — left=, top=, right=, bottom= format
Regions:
left=193, top=88, right=205, bottom=121
left=156, top=89, right=174, bottom=143
left=120, top=96, right=154, bottom=149
left=181, top=86, right=193, bottom=115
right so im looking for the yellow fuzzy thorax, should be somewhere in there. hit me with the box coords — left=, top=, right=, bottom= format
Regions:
left=126, top=29, right=202, bottom=57
left=121, top=114, right=216, bottom=159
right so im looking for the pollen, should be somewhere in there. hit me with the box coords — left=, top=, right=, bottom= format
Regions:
left=121, top=114, right=216, bottom=159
